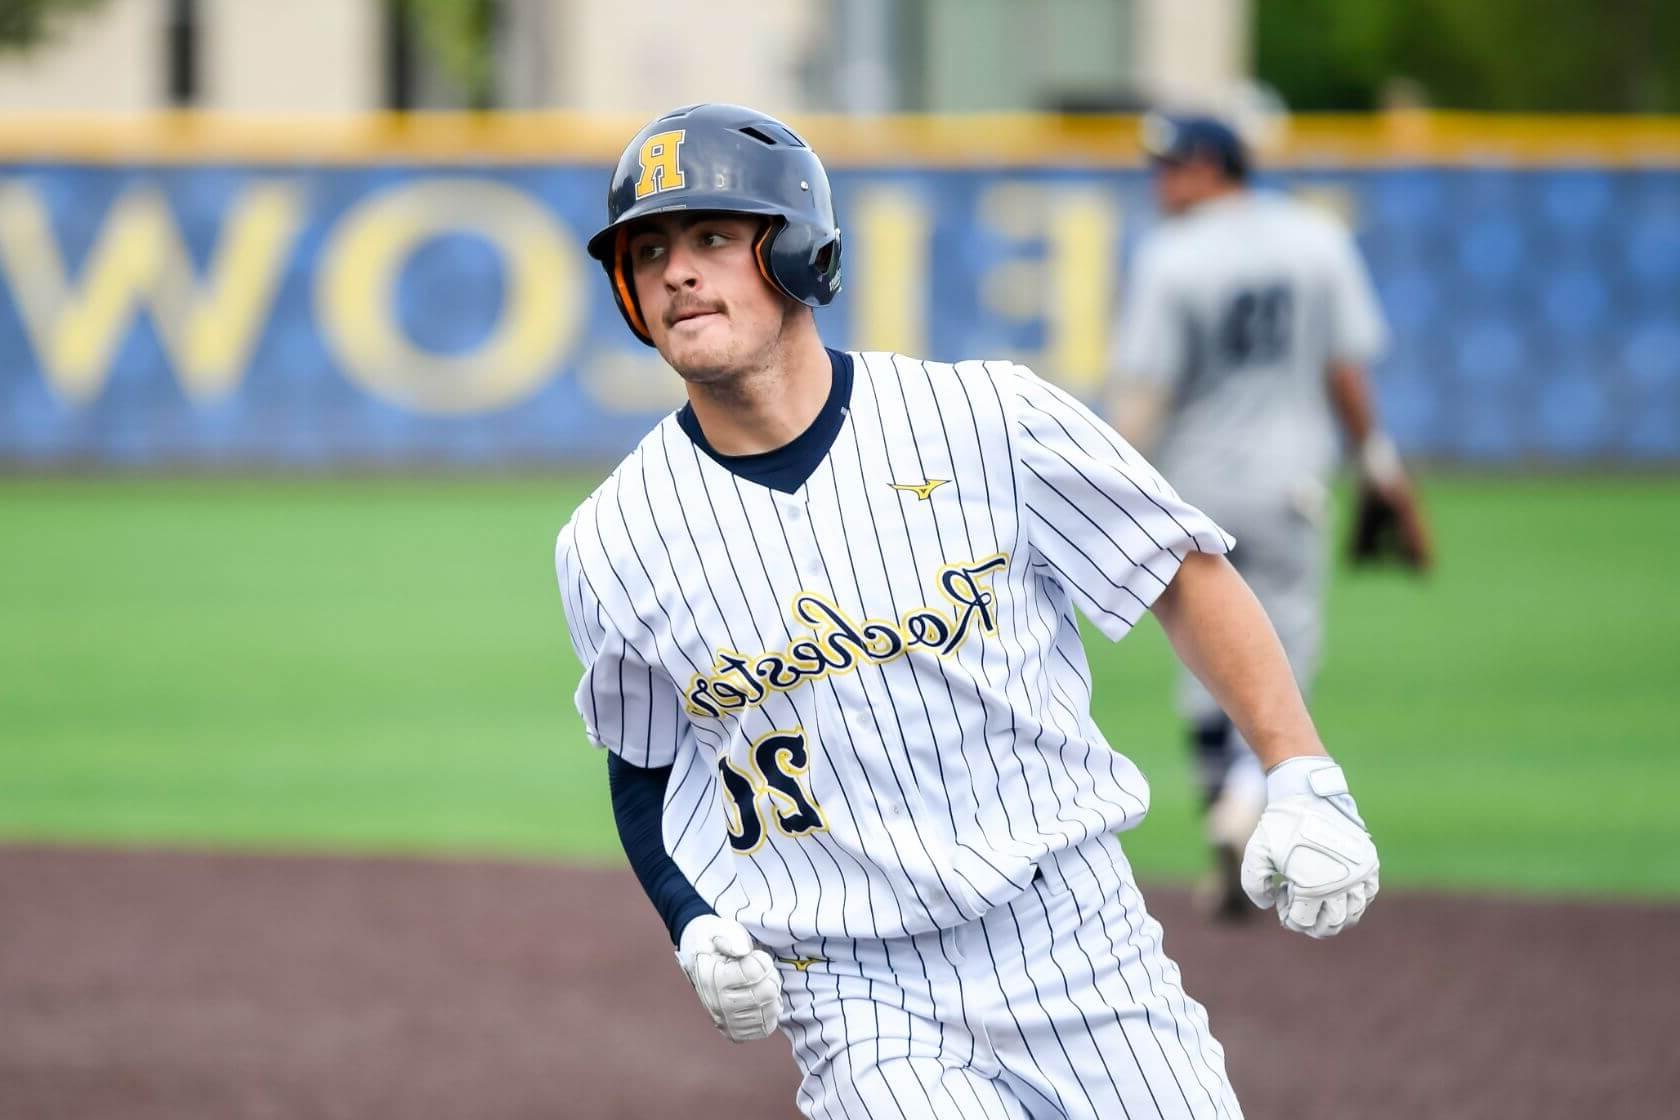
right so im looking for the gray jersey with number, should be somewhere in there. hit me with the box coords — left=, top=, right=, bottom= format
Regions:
left=1115, top=191, right=1387, bottom=719
left=1114, top=191, right=1387, bottom=508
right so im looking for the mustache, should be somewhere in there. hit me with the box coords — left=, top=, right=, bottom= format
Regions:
left=665, top=298, right=726, bottom=327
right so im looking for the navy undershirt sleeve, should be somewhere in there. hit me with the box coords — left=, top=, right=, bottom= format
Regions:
left=607, top=752, right=715, bottom=944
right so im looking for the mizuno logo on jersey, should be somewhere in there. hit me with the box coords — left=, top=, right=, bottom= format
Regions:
left=887, top=478, right=948, bottom=501
left=777, top=955, right=825, bottom=972
left=684, top=553, right=1009, bottom=719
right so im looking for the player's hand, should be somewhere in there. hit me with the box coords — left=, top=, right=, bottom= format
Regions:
left=1348, top=434, right=1433, bottom=571
left=1349, top=480, right=1434, bottom=570
left=676, top=915, right=783, bottom=1042
left=1240, top=758, right=1379, bottom=939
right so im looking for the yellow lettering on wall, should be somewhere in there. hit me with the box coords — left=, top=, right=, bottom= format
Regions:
left=578, top=348, right=689, bottom=413
left=1045, top=190, right=1116, bottom=395
left=315, top=178, right=582, bottom=415
left=0, top=180, right=303, bottom=405
left=850, top=186, right=929, bottom=356
left=975, top=182, right=1120, bottom=394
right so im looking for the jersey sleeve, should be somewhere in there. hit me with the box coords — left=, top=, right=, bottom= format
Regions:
left=1112, top=239, right=1187, bottom=389
left=555, top=518, right=688, bottom=768
left=1324, top=224, right=1389, bottom=365
left=1004, top=363, right=1235, bottom=641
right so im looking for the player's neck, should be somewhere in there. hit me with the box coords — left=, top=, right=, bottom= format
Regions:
left=1187, top=183, right=1246, bottom=213
left=684, top=320, right=832, bottom=457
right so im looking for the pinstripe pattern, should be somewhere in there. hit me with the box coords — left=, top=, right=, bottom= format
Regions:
left=555, top=352, right=1240, bottom=1117
left=778, top=834, right=1241, bottom=1119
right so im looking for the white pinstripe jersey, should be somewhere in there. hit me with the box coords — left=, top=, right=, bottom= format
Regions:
left=555, top=352, right=1232, bottom=947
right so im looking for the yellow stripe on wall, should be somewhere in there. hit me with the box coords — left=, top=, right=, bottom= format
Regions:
left=0, top=110, right=1678, bottom=167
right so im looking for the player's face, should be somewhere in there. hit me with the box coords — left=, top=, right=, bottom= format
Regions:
left=1151, top=159, right=1223, bottom=216
left=627, top=213, right=794, bottom=384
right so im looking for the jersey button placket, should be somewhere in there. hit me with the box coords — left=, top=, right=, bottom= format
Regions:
left=783, top=492, right=820, bottom=581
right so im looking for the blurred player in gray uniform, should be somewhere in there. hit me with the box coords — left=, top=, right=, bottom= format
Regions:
left=1110, top=113, right=1432, bottom=920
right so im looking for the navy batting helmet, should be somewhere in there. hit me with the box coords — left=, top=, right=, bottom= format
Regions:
left=586, top=103, right=844, bottom=346
left=1139, top=112, right=1251, bottom=182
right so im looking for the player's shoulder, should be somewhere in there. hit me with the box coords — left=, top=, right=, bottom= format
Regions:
left=1252, top=191, right=1358, bottom=249
left=554, top=493, right=597, bottom=582
left=1146, top=193, right=1349, bottom=271
left=1162, top=190, right=1326, bottom=238
left=853, top=349, right=1025, bottom=384
left=860, top=351, right=1070, bottom=424
left=851, top=349, right=1028, bottom=402
left=555, top=414, right=682, bottom=568
left=1131, top=214, right=1212, bottom=281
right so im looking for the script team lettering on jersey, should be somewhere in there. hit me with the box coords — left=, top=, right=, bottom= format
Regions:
left=685, top=554, right=1009, bottom=719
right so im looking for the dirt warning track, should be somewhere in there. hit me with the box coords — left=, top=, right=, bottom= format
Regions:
left=2, top=846, right=1674, bottom=1119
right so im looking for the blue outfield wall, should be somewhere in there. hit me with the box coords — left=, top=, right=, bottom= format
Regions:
left=0, top=161, right=1677, bottom=466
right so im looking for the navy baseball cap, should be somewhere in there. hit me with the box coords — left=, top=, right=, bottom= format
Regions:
left=1139, top=112, right=1250, bottom=180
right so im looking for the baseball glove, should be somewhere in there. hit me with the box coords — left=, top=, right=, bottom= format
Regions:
left=1347, top=482, right=1433, bottom=571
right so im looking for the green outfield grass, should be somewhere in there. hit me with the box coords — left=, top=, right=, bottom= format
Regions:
left=1, top=474, right=1676, bottom=899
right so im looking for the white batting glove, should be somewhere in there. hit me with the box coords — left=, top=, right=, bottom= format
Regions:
left=675, top=915, right=783, bottom=1042
left=1241, top=758, right=1380, bottom=939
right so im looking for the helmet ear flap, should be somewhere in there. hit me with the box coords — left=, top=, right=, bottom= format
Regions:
left=751, top=217, right=783, bottom=295
left=813, top=230, right=841, bottom=295
left=611, top=226, right=655, bottom=346
left=753, top=216, right=841, bottom=307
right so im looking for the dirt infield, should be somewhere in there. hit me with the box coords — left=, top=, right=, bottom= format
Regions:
left=3, top=846, right=1675, bottom=1120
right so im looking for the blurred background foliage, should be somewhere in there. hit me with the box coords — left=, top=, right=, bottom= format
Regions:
left=1257, top=0, right=1680, bottom=111
left=0, top=0, right=108, bottom=49
left=398, top=0, right=497, bottom=109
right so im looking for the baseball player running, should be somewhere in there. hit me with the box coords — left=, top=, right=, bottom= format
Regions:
left=556, top=102, right=1380, bottom=1120
left=1109, top=113, right=1431, bottom=922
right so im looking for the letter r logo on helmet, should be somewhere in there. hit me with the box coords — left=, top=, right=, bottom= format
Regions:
left=634, top=130, right=686, bottom=199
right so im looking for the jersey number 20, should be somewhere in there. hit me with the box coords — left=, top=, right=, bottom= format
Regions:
left=718, top=729, right=828, bottom=854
